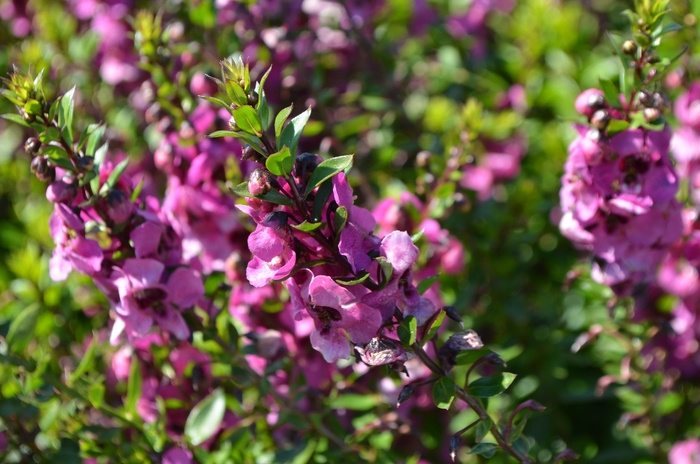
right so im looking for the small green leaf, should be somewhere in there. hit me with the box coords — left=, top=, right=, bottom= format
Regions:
left=232, top=105, right=263, bottom=136
left=48, top=99, right=60, bottom=121
left=69, top=333, right=97, bottom=385
left=455, top=347, right=492, bottom=366
left=468, top=373, right=517, bottom=398
left=258, top=96, right=270, bottom=130
left=376, top=256, right=393, bottom=289
left=199, top=96, right=228, bottom=108
left=266, top=146, right=293, bottom=177
left=398, top=315, right=418, bottom=346
left=312, top=181, right=333, bottom=221
left=131, top=177, right=145, bottom=202
left=7, top=303, right=39, bottom=353
left=291, top=221, right=323, bottom=232
left=88, top=383, right=105, bottom=408
left=469, top=442, right=498, bottom=458
left=24, top=99, right=42, bottom=116
left=599, top=78, right=621, bottom=109
left=417, top=275, right=439, bottom=295
left=99, top=158, right=130, bottom=195
left=257, top=67, right=273, bottom=108
left=226, top=80, right=248, bottom=106
left=420, top=310, right=445, bottom=347
left=328, top=394, right=379, bottom=411
left=334, top=271, right=370, bottom=286
left=607, top=119, right=630, bottom=136
left=0, top=113, right=30, bottom=127
left=275, top=104, right=293, bottom=138
left=185, top=388, right=227, bottom=446
left=432, top=376, right=456, bottom=409
left=86, top=125, right=106, bottom=157
left=58, top=86, right=76, bottom=144
left=126, top=357, right=142, bottom=416
left=279, top=106, right=312, bottom=156
left=333, top=206, right=348, bottom=242
left=209, top=130, right=240, bottom=138
left=39, top=127, right=61, bottom=143
left=303, top=155, right=354, bottom=198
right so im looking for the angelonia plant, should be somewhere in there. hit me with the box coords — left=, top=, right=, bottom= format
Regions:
left=1, top=0, right=700, bottom=463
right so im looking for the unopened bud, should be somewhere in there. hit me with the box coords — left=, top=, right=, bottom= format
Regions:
left=643, top=107, right=661, bottom=123
left=46, top=179, right=77, bottom=204
left=252, top=330, right=285, bottom=359
left=590, top=109, right=610, bottom=130
left=646, top=68, right=658, bottom=82
left=517, top=399, right=546, bottom=413
left=249, top=169, right=272, bottom=196
left=416, top=151, right=431, bottom=168
left=22, top=111, right=35, bottom=124
left=261, top=211, right=289, bottom=229
left=484, top=352, right=507, bottom=368
left=638, top=91, right=654, bottom=107
left=396, top=384, right=415, bottom=407
left=621, top=40, right=637, bottom=55
left=76, top=156, right=95, bottom=172
left=228, top=116, right=239, bottom=131
left=247, top=92, right=259, bottom=106
left=442, top=306, right=464, bottom=328
left=647, top=51, right=660, bottom=64
left=438, top=330, right=484, bottom=371
left=31, top=156, right=54, bottom=182
left=242, top=145, right=265, bottom=163
left=294, top=153, right=319, bottom=182
left=449, top=435, right=461, bottom=462
left=554, top=449, right=580, bottom=462
left=105, top=189, right=134, bottom=224
left=653, top=92, right=670, bottom=113
left=24, top=137, right=40, bottom=154
left=587, top=93, right=605, bottom=110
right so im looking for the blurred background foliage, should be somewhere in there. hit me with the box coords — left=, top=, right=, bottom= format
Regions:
left=1, top=0, right=700, bottom=462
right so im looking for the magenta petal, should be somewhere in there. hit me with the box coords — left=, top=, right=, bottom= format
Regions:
left=351, top=205, right=376, bottom=233
left=248, top=226, right=284, bottom=261
left=380, top=231, right=419, bottom=275
left=154, top=306, right=190, bottom=340
left=343, top=303, right=382, bottom=344
left=131, top=222, right=162, bottom=258
left=610, top=129, right=644, bottom=156
left=167, top=268, right=204, bottom=308
left=332, top=172, right=354, bottom=208
left=404, top=296, right=437, bottom=326
left=309, top=276, right=353, bottom=308
left=69, top=237, right=103, bottom=274
left=309, top=329, right=351, bottom=363
left=339, top=224, right=371, bottom=272
left=55, top=203, right=84, bottom=231
left=49, top=250, right=72, bottom=281
left=122, top=258, right=165, bottom=287
left=162, top=447, right=194, bottom=464
left=247, top=256, right=279, bottom=288
left=607, top=194, right=653, bottom=217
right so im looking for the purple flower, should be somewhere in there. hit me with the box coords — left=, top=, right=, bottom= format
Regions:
left=111, top=258, right=204, bottom=343
left=669, top=439, right=700, bottom=464
left=162, top=448, right=193, bottom=464
left=246, top=225, right=296, bottom=288
left=49, top=204, right=103, bottom=281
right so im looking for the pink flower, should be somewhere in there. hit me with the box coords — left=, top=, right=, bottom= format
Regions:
left=669, top=439, right=700, bottom=464
left=48, top=204, right=103, bottom=281
left=111, top=258, right=204, bottom=343
left=246, top=225, right=297, bottom=288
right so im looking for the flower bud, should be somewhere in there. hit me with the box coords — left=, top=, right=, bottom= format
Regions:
left=253, top=329, right=285, bottom=359
left=249, top=169, right=272, bottom=196
left=643, top=107, right=661, bottom=123
left=46, top=179, right=77, bottom=204
left=356, top=337, right=408, bottom=367
left=575, top=89, right=605, bottom=117
left=241, top=145, right=265, bottom=164
left=449, top=435, right=461, bottom=462
left=261, top=211, right=289, bottom=229
left=31, top=156, right=55, bottom=182
left=24, top=137, right=40, bottom=154
left=105, top=189, right=134, bottom=224
left=416, top=150, right=431, bottom=168
left=653, top=92, right=670, bottom=113
left=22, top=111, right=35, bottom=123
left=294, top=152, right=319, bottom=182
left=590, top=109, right=610, bottom=130
left=76, top=156, right=95, bottom=172
left=396, top=384, right=415, bottom=407
left=247, top=91, right=259, bottom=106
left=228, top=116, right=239, bottom=131
left=638, top=90, right=654, bottom=107
left=621, top=40, right=637, bottom=55
left=437, top=330, right=484, bottom=370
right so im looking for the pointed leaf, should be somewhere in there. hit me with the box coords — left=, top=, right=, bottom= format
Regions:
left=99, top=157, right=130, bottom=195
left=69, top=333, right=97, bottom=385
left=275, top=104, right=293, bottom=138
left=420, top=310, right=445, bottom=347
left=232, top=105, right=262, bottom=137
left=398, top=315, right=418, bottom=346
left=333, top=206, right=348, bottom=242
left=1, top=113, right=30, bottom=127
left=455, top=348, right=492, bottom=366
left=417, top=275, right=439, bottom=295
left=58, top=86, right=76, bottom=144
left=468, top=373, right=517, bottom=398
left=291, top=221, right=323, bottom=232
left=126, top=357, right=142, bottom=416
left=312, top=180, right=333, bottom=222
left=185, top=388, right=227, bottom=446
left=334, top=271, right=370, bottom=286
left=599, top=78, right=621, bottom=109
left=86, top=125, right=106, bottom=157
left=7, top=303, right=39, bottom=353
left=432, top=376, right=456, bottom=409
left=468, top=443, right=498, bottom=458
left=303, top=155, right=354, bottom=198
left=266, top=146, right=293, bottom=177
left=279, top=106, right=311, bottom=156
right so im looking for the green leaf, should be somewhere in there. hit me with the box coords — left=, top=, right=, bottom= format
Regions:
left=468, top=373, right=517, bottom=398
left=266, top=146, right=293, bottom=177
left=69, top=333, right=97, bottom=385
left=291, top=221, right=323, bottom=232
left=209, top=130, right=240, bottom=138
left=88, top=383, right=105, bottom=408
left=232, top=105, right=262, bottom=137
left=328, top=394, right=380, bottom=411
left=1, top=113, right=30, bottom=127
left=99, top=158, right=130, bottom=195
left=275, top=104, right=293, bottom=138
left=48, top=99, right=60, bottom=121
left=228, top=182, right=293, bottom=207
left=420, top=310, right=445, bottom=347
left=654, top=391, right=684, bottom=416
left=279, top=106, right=311, bottom=156
left=86, top=125, right=106, bottom=157
left=455, top=347, right=492, bottom=366
left=185, top=388, right=227, bottom=446
left=652, top=21, right=683, bottom=39
left=599, top=78, right=621, bottom=109
left=312, top=181, right=333, bottom=222
left=417, top=275, right=439, bottom=295
left=58, top=86, right=76, bottom=145
left=199, top=96, right=229, bottom=108
left=226, top=81, right=248, bottom=107
left=432, top=376, right=456, bottom=409
left=376, top=256, right=393, bottom=289
left=126, top=357, right=142, bottom=416
left=7, top=303, right=39, bottom=353
left=24, top=99, right=42, bottom=116
left=258, top=96, right=270, bottom=130
left=303, top=155, right=354, bottom=198
left=333, top=206, right=348, bottom=241
left=334, top=271, right=370, bottom=286
left=131, top=177, right=145, bottom=202
left=257, top=67, right=273, bottom=108
left=468, top=442, right=498, bottom=458
left=39, top=127, right=61, bottom=144
left=607, top=119, right=630, bottom=136
left=398, top=315, right=418, bottom=346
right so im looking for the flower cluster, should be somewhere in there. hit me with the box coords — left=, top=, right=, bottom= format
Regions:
left=559, top=89, right=683, bottom=296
